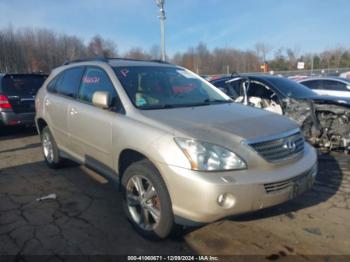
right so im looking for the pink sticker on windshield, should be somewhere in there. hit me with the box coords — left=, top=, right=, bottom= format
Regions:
left=121, top=69, right=129, bottom=77
left=83, top=76, right=100, bottom=84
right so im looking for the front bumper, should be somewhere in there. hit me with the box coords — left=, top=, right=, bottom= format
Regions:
left=0, top=111, right=35, bottom=126
left=157, top=143, right=317, bottom=224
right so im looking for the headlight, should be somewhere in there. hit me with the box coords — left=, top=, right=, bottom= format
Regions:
left=174, top=138, right=247, bottom=171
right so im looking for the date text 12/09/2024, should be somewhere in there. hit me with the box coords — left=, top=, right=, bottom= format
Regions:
left=127, top=256, right=219, bottom=261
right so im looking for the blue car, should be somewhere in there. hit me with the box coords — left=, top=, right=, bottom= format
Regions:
left=210, top=74, right=350, bottom=153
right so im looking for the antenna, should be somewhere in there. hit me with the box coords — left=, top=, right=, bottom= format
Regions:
left=155, top=0, right=166, bottom=61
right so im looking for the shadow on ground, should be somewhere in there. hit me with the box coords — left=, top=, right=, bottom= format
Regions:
left=0, top=126, right=37, bottom=141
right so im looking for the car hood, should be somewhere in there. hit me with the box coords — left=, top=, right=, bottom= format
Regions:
left=139, top=103, right=299, bottom=144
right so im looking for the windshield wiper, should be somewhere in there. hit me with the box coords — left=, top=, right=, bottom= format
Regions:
left=202, top=99, right=233, bottom=104
left=139, top=104, right=177, bottom=110
left=139, top=99, right=233, bottom=110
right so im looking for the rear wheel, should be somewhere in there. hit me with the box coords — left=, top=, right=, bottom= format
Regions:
left=41, top=126, right=63, bottom=169
left=122, top=159, right=174, bottom=239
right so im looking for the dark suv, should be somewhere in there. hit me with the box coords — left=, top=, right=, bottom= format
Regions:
left=0, top=74, right=47, bottom=126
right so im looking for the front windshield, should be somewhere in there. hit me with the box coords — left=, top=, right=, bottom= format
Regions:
left=267, top=77, right=317, bottom=99
left=114, top=66, right=231, bottom=109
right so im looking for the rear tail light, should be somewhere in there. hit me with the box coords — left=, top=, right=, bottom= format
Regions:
left=0, top=94, right=12, bottom=109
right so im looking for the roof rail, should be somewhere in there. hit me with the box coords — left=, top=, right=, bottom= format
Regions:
left=63, top=57, right=172, bottom=66
left=63, top=57, right=108, bottom=65
left=149, top=59, right=171, bottom=64
left=107, top=57, right=171, bottom=64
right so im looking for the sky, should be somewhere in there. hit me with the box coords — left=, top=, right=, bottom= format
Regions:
left=0, top=0, right=349, bottom=56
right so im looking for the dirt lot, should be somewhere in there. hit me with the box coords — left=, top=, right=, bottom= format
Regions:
left=0, top=127, right=349, bottom=260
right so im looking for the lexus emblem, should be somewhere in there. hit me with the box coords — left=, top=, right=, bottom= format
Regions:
left=283, top=140, right=296, bottom=152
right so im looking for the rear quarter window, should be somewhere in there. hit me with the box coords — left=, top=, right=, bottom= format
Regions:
left=322, top=80, right=347, bottom=91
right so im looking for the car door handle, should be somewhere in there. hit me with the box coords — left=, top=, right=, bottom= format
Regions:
left=70, top=108, right=78, bottom=115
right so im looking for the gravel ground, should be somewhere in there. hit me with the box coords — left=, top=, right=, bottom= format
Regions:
left=0, top=126, right=349, bottom=261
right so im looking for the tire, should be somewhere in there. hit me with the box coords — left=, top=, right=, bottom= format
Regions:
left=121, top=159, right=174, bottom=239
left=41, top=126, right=64, bottom=169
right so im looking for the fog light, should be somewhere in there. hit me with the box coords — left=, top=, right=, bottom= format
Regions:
left=217, top=193, right=235, bottom=209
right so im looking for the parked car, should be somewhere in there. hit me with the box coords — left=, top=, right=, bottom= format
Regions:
left=35, top=58, right=317, bottom=238
left=0, top=73, right=47, bottom=126
left=211, top=74, right=350, bottom=153
left=340, top=71, right=350, bottom=79
left=299, top=76, right=350, bottom=98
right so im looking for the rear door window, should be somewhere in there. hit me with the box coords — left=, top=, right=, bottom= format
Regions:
left=56, top=67, right=85, bottom=98
left=1, top=75, right=47, bottom=97
left=302, top=80, right=322, bottom=90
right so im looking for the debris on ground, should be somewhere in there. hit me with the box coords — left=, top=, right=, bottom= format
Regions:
left=36, top=193, right=57, bottom=202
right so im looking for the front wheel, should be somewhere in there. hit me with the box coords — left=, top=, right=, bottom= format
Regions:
left=122, top=159, right=174, bottom=239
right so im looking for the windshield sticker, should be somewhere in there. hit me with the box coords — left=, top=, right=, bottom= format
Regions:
left=83, top=76, right=100, bottom=84
left=177, top=70, right=196, bottom=79
left=120, top=69, right=129, bottom=77
left=136, top=97, right=147, bottom=106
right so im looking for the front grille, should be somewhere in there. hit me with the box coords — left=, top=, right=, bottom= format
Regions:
left=264, top=164, right=316, bottom=194
left=249, top=131, right=304, bottom=162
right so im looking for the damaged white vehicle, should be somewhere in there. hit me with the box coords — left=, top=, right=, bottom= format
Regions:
left=211, top=74, right=350, bottom=153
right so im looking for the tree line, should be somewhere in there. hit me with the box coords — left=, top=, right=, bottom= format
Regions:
left=1, top=26, right=350, bottom=75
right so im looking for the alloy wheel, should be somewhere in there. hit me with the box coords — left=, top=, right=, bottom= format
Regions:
left=126, top=175, right=161, bottom=231
left=42, top=132, right=54, bottom=163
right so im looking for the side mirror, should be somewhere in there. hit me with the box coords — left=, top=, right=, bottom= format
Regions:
left=92, top=91, right=112, bottom=109
left=347, top=85, right=350, bottom=90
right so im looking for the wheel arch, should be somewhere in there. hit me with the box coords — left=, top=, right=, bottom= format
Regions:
left=36, top=118, right=48, bottom=134
left=118, top=149, right=162, bottom=188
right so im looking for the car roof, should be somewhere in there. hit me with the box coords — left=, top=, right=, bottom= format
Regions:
left=300, top=76, right=350, bottom=83
left=210, top=74, right=282, bottom=82
left=0, top=73, right=48, bottom=77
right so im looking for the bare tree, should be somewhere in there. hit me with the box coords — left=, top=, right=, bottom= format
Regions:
left=255, top=42, right=271, bottom=63
left=332, top=47, right=344, bottom=69
left=124, top=48, right=152, bottom=60
left=320, top=50, right=332, bottom=70
left=87, top=35, right=117, bottom=58
left=149, top=45, right=160, bottom=60
left=1, top=26, right=350, bottom=75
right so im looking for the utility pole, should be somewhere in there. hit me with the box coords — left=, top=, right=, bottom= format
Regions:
left=155, top=0, right=166, bottom=61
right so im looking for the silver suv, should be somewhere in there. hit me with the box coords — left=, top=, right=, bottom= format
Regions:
left=35, top=58, right=317, bottom=238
